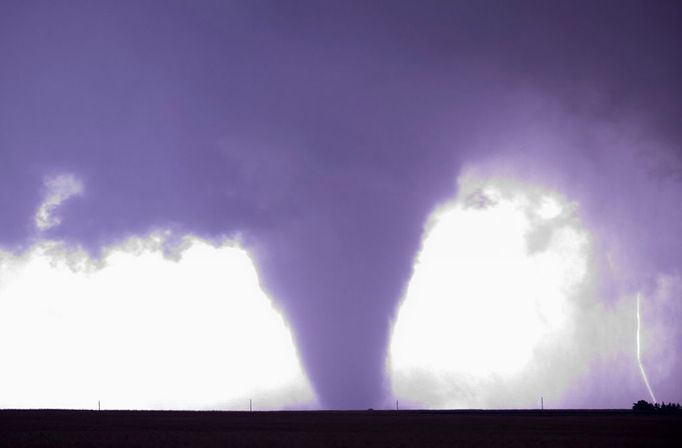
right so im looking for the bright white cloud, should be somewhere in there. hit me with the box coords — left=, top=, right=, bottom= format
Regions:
left=0, top=233, right=317, bottom=410
left=388, top=173, right=595, bottom=409
left=387, top=171, right=678, bottom=409
left=35, top=173, right=84, bottom=231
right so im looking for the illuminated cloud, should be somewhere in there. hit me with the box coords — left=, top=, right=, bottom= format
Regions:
left=34, top=174, right=84, bottom=231
left=388, top=171, right=663, bottom=409
left=0, top=233, right=316, bottom=410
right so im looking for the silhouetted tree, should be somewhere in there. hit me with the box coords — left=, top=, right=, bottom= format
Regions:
left=633, top=399, right=655, bottom=411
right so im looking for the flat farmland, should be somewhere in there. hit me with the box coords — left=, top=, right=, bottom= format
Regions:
left=1, top=409, right=680, bottom=447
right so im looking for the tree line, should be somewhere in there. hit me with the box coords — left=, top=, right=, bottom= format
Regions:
left=632, top=400, right=681, bottom=413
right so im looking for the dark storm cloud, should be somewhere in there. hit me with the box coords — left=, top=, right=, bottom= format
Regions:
left=1, top=0, right=680, bottom=407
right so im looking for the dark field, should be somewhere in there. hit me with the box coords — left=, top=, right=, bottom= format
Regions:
left=1, top=409, right=680, bottom=447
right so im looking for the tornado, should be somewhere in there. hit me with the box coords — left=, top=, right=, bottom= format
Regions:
left=637, top=293, right=657, bottom=404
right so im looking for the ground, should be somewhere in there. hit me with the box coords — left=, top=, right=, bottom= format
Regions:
left=1, top=409, right=680, bottom=447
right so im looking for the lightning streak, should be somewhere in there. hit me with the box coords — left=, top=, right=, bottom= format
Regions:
left=636, top=293, right=657, bottom=403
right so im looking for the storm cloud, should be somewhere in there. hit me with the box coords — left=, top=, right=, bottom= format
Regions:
left=0, top=1, right=680, bottom=408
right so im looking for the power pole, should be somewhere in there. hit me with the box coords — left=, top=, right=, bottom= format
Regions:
left=250, top=399, right=252, bottom=412
left=396, top=400, right=399, bottom=411
left=541, top=397, right=544, bottom=411
left=98, top=400, right=101, bottom=411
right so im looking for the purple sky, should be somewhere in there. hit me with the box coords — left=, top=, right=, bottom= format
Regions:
left=1, top=0, right=681, bottom=409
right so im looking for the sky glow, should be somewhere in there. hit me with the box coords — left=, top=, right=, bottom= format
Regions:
left=0, top=234, right=316, bottom=410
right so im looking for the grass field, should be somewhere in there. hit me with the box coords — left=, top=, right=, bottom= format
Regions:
left=1, top=409, right=680, bottom=447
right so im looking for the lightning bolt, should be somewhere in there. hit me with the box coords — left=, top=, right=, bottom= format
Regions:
left=636, top=293, right=657, bottom=403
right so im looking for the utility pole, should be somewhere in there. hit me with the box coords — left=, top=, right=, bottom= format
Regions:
left=250, top=399, right=252, bottom=412
left=396, top=400, right=399, bottom=412
left=98, top=400, right=101, bottom=411
left=541, top=397, right=544, bottom=411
